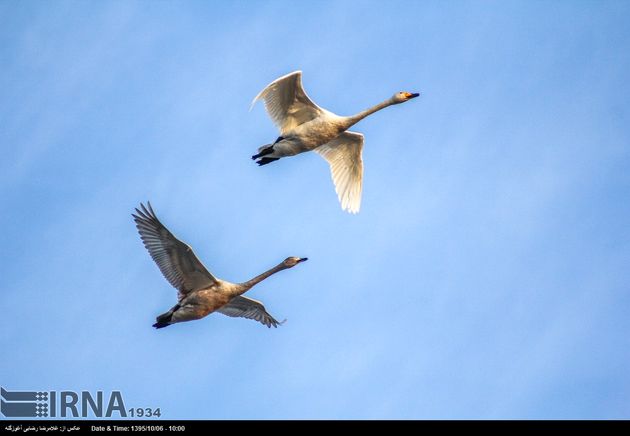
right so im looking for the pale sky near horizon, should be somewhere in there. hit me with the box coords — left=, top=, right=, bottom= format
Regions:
left=1, top=1, right=629, bottom=419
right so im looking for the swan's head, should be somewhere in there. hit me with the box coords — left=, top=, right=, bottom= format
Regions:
left=393, top=91, right=420, bottom=104
left=283, top=257, right=308, bottom=268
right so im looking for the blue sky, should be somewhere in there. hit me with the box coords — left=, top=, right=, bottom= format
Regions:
left=1, top=0, right=629, bottom=419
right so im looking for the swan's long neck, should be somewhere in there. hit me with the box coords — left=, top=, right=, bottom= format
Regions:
left=235, top=263, right=288, bottom=295
left=343, top=97, right=396, bottom=129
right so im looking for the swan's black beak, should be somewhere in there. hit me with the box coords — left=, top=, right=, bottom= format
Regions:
left=297, top=257, right=308, bottom=263
left=408, top=92, right=420, bottom=99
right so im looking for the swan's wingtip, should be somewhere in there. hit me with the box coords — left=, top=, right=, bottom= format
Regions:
left=278, top=70, right=302, bottom=81
left=249, top=92, right=265, bottom=111
left=251, top=70, right=304, bottom=110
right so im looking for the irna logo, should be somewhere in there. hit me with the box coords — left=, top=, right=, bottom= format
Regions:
left=1, top=387, right=127, bottom=418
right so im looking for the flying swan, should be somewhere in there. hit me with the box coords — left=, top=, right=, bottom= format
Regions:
left=251, top=70, right=419, bottom=213
left=133, top=202, right=307, bottom=329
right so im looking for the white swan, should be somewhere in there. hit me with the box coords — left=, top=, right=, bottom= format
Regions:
left=133, top=202, right=307, bottom=329
left=251, top=71, right=419, bottom=214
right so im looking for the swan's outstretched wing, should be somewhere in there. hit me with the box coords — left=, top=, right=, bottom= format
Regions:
left=315, top=131, right=364, bottom=214
left=133, top=202, right=218, bottom=297
left=216, top=296, right=283, bottom=328
left=251, top=70, right=324, bottom=135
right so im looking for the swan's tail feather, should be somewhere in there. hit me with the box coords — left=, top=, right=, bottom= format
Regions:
left=257, top=144, right=273, bottom=153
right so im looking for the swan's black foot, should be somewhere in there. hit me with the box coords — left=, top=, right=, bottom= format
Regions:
left=256, top=157, right=279, bottom=166
left=273, top=136, right=284, bottom=144
left=252, top=145, right=275, bottom=160
left=153, top=321, right=171, bottom=329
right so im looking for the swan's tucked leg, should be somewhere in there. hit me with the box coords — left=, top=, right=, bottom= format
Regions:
left=153, top=304, right=180, bottom=329
left=252, top=137, right=284, bottom=160
left=252, top=147, right=274, bottom=160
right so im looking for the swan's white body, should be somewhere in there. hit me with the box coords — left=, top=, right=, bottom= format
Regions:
left=270, top=115, right=346, bottom=156
left=251, top=71, right=419, bottom=213
left=133, top=202, right=307, bottom=329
